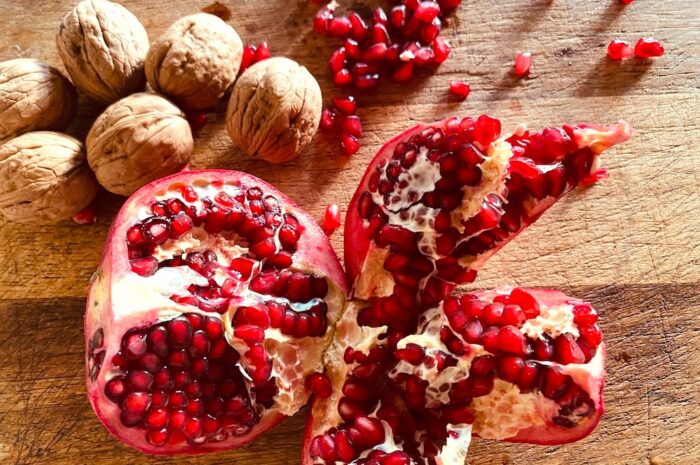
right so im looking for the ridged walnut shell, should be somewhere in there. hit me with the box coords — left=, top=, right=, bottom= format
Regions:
left=145, top=13, right=243, bottom=110
left=56, top=0, right=149, bottom=104
left=226, top=57, right=322, bottom=164
left=86, top=93, right=193, bottom=196
left=0, top=131, right=98, bottom=224
left=0, top=58, right=78, bottom=143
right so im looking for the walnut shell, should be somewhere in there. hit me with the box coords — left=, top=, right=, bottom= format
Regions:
left=226, top=57, right=322, bottom=164
left=145, top=13, right=243, bottom=110
left=0, top=58, right=78, bottom=143
left=56, top=0, right=149, bottom=104
left=86, top=93, right=193, bottom=195
left=0, top=131, right=98, bottom=224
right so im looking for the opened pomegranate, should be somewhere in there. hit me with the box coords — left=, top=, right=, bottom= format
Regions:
left=85, top=170, right=347, bottom=454
left=304, top=115, right=630, bottom=464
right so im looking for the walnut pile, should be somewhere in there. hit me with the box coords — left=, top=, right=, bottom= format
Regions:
left=56, top=0, right=149, bottom=104
left=145, top=13, right=243, bottom=110
left=0, top=131, right=98, bottom=224
left=86, top=93, right=193, bottom=196
left=0, top=58, right=78, bottom=143
left=226, top=57, right=322, bottom=164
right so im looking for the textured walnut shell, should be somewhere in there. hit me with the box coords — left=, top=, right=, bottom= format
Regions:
left=86, top=93, right=193, bottom=196
left=226, top=57, right=322, bottom=164
left=145, top=13, right=243, bottom=110
left=0, top=58, right=78, bottom=143
left=56, top=0, right=149, bottom=104
left=0, top=131, right=98, bottom=224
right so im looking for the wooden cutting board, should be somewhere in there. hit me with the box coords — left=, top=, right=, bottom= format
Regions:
left=1, top=0, right=698, bottom=464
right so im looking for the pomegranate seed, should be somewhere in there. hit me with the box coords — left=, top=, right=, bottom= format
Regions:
left=533, top=336, right=554, bottom=360
left=497, top=355, right=525, bottom=383
left=482, top=303, right=504, bottom=326
left=372, top=7, right=388, bottom=25
left=254, top=41, right=271, bottom=62
left=469, top=355, right=496, bottom=376
left=496, top=326, right=528, bottom=356
left=432, top=37, right=451, bottom=64
left=348, top=12, right=368, bottom=40
left=607, top=39, right=634, bottom=60
left=364, top=43, right=388, bottom=63
left=333, top=69, right=352, bottom=86
left=392, top=62, right=414, bottom=82
left=353, top=416, right=384, bottom=447
left=395, top=343, right=426, bottom=365
left=320, top=108, right=336, bottom=130
left=306, top=373, right=333, bottom=398
left=514, top=51, right=532, bottom=78
left=329, top=48, right=347, bottom=73
left=390, top=5, right=407, bottom=28
left=508, top=288, right=540, bottom=318
left=355, top=73, right=380, bottom=89
left=313, top=6, right=334, bottom=35
left=342, top=116, right=362, bottom=137
left=343, top=39, right=361, bottom=60
left=322, top=204, right=341, bottom=234
left=500, top=304, right=526, bottom=326
left=449, top=80, right=470, bottom=100
left=634, top=37, right=665, bottom=58
left=414, top=1, right=441, bottom=23
left=186, top=110, right=208, bottom=132
left=420, top=18, right=441, bottom=44
left=328, top=16, right=352, bottom=37
left=620, top=0, right=634, bottom=3
left=72, top=205, right=97, bottom=224
left=341, top=133, right=361, bottom=155
left=554, top=334, right=586, bottom=364
left=130, top=256, right=158, bottom=276
left=240, top=44, right=256, bottom=73
left=332, top=95, right=357, bottom=115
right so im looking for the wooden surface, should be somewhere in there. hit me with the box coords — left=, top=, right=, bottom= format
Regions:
left=1, top=0, right=699, bottom=464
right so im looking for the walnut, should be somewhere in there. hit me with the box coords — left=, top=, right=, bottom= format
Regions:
left=86, top=93, right=193, bottom=196
left=145, top=13, right=243, bottom=110
left=0, top=58, right=78, bottom=143
left=0, top=131, right=98, bottom=224
left=56, top=0, right=149, bottom=104
left=226, top=57, right=322, bottom=164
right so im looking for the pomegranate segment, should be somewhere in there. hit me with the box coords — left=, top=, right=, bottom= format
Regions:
left=303, top=116, right=629, bottom=464
left=86, top=170, right=347, bottom=454
left=304, top=288, right=605, bottom=464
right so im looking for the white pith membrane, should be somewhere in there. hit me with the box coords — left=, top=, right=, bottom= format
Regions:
left=307, top=119, right=629, bottom=465
left=86, top=176, right=346, bottom=453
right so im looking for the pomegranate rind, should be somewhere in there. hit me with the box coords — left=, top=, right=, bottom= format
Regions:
left=85, top=169, right=348, bottom=454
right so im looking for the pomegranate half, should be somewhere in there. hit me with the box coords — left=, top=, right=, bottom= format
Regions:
left=303, top=115, right=630, bottom=464
left=85, top=169, right=347, bottom=454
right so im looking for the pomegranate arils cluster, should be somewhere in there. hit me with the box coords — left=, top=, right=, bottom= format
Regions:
left=321, top=95, right=363, bottom=155
left=313, top=1, right=459, bottom=89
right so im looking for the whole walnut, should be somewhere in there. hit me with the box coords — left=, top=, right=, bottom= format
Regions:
left=145, top=13, right=243, bottom=110
left=56, top=0, right=149, bottom=104
left=0, top=131, right=98, bottom=224
left=86, top=93, right=193, bottom=196
left=0, top=58, right=78, bottom=143
left=226, top=57, right=322, bottom=164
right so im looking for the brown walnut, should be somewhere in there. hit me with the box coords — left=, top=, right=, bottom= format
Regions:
left=0, top=131, right=99, bottom=224
left=0, top=58, right=78, bottom=143
left=145, top=13, right=243, bottom=110
left=226, top=57, right=322, bottom=164
left=56, top=0, right=149, bottom=104
left=86, top=93, right=193, bottom=196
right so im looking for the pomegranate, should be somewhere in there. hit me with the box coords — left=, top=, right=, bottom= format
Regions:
left=304, top=115, right=630, bottom=464
left=85, top=169, right=347, bottom=454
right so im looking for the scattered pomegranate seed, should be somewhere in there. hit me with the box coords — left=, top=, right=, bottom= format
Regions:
left=341, top=133, right=360, bottom=156
left=240, top=42, right=272, bottom=74
left=72, top=205, right=97, bottom=225
left=514, top=52, right=532, bottom=78
left=186, top=110, right=208, bottom=132
left=448, top=80, right=470, bottom=100
left=620, top=0, right=634, bottom=3
left=634, top=37, right=665, bottom=58
left=607, top=39, right=634, bottom=61
left=322, top=204, right=341, bottom=234
left=320, top=108, right=336, bottom=129
left=332, top=95, right=357, bottom=115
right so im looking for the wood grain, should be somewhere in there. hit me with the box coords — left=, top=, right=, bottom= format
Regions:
left=0, top=0, right=699, bottom=464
